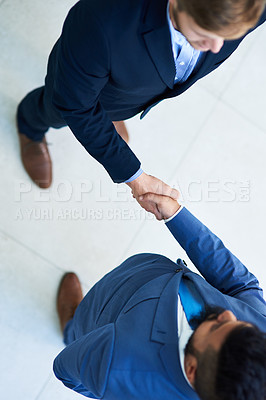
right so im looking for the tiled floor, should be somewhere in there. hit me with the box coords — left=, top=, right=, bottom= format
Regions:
left=1, top=1, right=265, bottom=399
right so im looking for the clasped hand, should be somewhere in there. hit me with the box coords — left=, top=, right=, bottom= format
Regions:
left=126, top=172, right=180, bottom=220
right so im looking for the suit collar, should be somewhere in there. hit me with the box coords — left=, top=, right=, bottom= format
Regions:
left=141, top=0, right=176, bottom=89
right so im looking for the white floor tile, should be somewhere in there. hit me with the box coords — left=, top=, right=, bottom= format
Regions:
left=0, top=232, right=65, bottom=400
left=0, top=126, right=145, bottom=284
left=172, top=101, right=266, bottom=290
left=126, top=85, right=218, bottom=179
left=37, top=374, right=83, bottom=400
left=198, top=25, right=262, bottom=98
left=120, top=217, right=198, bottom=274
left=0, top=1, right=266, bottom=400
left=221, top=23, right=266, bottom=131
left=0, top=0, right=76, bottom=99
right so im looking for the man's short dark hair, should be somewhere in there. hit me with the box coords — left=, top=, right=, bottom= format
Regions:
left=191, top=325, right=266, bottom=400
left=176, top=0, right=265, bottom=36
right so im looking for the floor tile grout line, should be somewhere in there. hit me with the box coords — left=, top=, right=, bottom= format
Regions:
left=0, top=228, right=94, bottom=288
left=219, top=97, right=266, bottom=136
left=197, top=43, right=266, bottom=137
left=169, top=28, right=266, bottom=181
left=34, top=372, right=53, bottom=400
left=167, top=87, right=266, bottom=197
left=0, top=228, right=66, bottom=274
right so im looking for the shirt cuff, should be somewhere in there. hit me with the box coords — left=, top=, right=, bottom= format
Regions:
left=124, top=168, right=143, bottom=183
left=164, top=205, right=183, bottom=223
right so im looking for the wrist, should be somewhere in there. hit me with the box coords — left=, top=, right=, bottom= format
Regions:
left=164, top=204, right=182, bottom=222
left=124, top=168, right=144, bottom=184
left=126, top=171, right=146, bottom=189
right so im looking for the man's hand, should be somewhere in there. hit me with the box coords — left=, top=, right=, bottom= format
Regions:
left=126, top=172, right=179, bottom=220
left=138, top=193, right=181, bottom=220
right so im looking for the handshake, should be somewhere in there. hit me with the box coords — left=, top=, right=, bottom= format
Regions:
left=126, top=172, right=181, bottom=221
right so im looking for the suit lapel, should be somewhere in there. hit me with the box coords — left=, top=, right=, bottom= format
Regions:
left=151, top=271, right=181, bottom=343
left=139, top=0, right=225, bottom=94
left=141, top=0, right=176, bottom=89
left=151, top=271, right=199, bottom=399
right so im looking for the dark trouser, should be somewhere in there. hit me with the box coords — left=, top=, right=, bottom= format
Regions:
left=17, top=86, right=66, bottom=141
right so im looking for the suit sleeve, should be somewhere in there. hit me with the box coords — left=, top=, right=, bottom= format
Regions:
left=51, top=1, right=140, bottom=183
left=166, top=208, right=265, bottom=312
left=53, top=324, right=115, bottom=398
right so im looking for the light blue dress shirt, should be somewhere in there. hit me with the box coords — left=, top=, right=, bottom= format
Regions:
left=167, top=4, right=202, bottom=83
left=124, top=168, right=143, bottom=183
left=125, top=3, right=202, bottom=183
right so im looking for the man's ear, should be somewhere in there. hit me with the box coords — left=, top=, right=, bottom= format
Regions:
left=184, top=354, right=197, bottom=387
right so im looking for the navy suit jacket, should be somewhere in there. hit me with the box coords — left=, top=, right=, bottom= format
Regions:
left=53, top=208, right=266, bottom=399
left=47, top=0, right=266, bottom=183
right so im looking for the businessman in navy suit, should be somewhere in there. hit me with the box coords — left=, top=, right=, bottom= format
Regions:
left=54, top=194, right=266, bottom=400
left=17, top=0, right=266, bottom=213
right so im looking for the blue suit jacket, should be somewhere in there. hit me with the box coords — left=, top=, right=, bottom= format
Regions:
left=53, top=208, right=266, bottom=399
left=47, top=0, right=266, bottom=183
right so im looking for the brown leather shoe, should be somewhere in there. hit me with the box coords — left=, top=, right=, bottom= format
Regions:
left=112, top=120, right=129, bottom=143
left=18, top=132, right=52, bottom=189
left=57, top=272, right=83, bottom=333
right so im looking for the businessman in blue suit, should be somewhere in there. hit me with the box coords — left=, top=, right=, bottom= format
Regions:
left=54, top=194, right=266, bottom=400
left=17, top=0, right=266, bottom=213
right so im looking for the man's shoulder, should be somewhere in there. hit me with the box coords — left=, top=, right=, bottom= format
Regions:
left=188, top=272, right=266, bottom=331
left=75, top=0, right=145, bottom=20
left=64, top=0, right=147, bottom=38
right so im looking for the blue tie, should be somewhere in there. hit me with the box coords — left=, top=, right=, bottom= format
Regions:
left=178, top=277, right=204, bottom=328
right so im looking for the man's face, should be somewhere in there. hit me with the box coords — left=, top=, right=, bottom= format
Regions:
left=169, top=0, right=246, bottom=53
left=184, top=307, right=252, bottom=386
left=190, top=309, right=250, bottom=352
